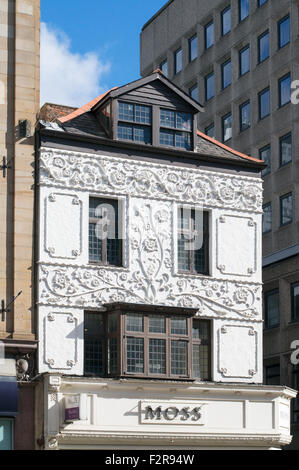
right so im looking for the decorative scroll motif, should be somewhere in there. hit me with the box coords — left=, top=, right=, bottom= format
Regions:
left=39, top=200, right=261, bottom=320
left=39, top=148, right=263, bottom=213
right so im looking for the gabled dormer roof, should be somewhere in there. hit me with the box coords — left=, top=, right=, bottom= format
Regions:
left=60, top=70, right=203, bottom=124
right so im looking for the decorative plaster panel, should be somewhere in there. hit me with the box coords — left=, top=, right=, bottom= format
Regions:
left=45, top=193, right=82, bottom=259
left=216, top=215, right=257, bottom=277
left=39, top=148, right=263, bottom=214
left=44, top=311, right=80, bottom=371
left=218, top=325, right=258, bottom=379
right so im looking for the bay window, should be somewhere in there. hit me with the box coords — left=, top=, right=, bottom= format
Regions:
left=84, top=307, right=211, bottom=381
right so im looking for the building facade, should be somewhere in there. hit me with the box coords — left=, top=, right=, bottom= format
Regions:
left=140, top=0, right=299, bottom=448
left=0, top=0, right=40, bottom=450
left=34, top=72, right=295, bottom=450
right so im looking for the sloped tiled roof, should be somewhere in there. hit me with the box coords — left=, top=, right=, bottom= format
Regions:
left=59, top=88, right=118, bottom=123
left=196, top=130, right=262, bottom=164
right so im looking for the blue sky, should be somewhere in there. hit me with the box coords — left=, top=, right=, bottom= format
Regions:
left=40, top=0, right=167, bottom=107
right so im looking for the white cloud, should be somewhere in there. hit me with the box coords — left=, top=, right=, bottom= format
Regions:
left=40, top=22, right=111, bottom=107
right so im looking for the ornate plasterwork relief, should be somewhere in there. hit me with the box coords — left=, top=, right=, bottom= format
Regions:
left=39, top=148, right=263, bottom=214
left=39, top=200, right=262, bottom=321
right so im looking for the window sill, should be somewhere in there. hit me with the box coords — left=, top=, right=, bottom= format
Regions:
left=288, top=319, right=299, bottom=326
left=177, top=271, right=210, bottom=278
left=278, top=101, right=291, bottom=110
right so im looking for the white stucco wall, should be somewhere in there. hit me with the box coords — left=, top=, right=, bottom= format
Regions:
left=37, top=146, right=263, bottom=383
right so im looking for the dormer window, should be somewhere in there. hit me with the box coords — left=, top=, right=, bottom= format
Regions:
left=160, top=108, right=192, bottom=150
left=117, top=101, right=152, bottom=144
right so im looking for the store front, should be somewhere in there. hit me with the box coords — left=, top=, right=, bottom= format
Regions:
left=0, top=359, right=18, bottom=450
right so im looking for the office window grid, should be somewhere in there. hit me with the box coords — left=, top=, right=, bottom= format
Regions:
left=264, top=289, right=280, bottom=328
left=280, top=133, right=292, bottom=166
left=222, top=112, right=232, bottom=142
left=278, top=15, right=290, bottom=49
left=262, top=203, right=272, bottom=234
left=189, top=34, right=198, bottom=62
left=258, top=30, right=269, bottom=63
left=174, top=48, right=182, bottom=74
left=258, top=87, right=270, bottom=120
left=279, top=73, right=291, bottom=108
left=280, top=192, right=293, bottom=226
left=205, top=72, right=214, bottom=101
left=240, top=100, right=250, bottom=132
left=239, top=0, right=249, bottom=22
left=205, top=21, right=214, bottom=49
left=221, top=6, right=231, bottom=36
left=240, top=45, right=250, bottom=76
left=221, top=59, right=231, bottom=89
left=259, top=144, right=271, bottom=176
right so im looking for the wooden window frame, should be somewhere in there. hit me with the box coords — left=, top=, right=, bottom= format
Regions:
left=84, top=306, right=211, bottom=381
left=88, top=197, right=123, bottom=267
left=177, top=208, right=210, bottom=276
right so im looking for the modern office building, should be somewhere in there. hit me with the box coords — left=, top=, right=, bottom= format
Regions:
left=140, top=0, right=299, bottom=449
left=0, top=0, right=40, bottom=449
left=33, top=71, right=296, bottom=450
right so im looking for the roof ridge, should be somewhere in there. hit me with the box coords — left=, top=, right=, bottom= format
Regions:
left=197, top=130, right=262, bottom=164
left=59, top=87, right=118, bottom=123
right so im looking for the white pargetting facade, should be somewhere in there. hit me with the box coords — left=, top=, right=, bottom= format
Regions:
left=35, top=72, right=296, bottom=449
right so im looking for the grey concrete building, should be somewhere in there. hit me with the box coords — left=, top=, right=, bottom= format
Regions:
left=140, top=0, right=299, bottom=449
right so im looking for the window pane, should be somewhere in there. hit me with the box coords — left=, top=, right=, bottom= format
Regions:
left=171, top=316, right=187, bottom=335
left=189, top=84, right=198, bottom=101
left=174, top=48, right=182, bottom=74
left=258, top=0, right=267, bottom=6
left=178, top=236, right=191, bottom=271
left=149, top=315, right=166, bottom=333
left=149, top=339, right=166, bottom=374
left=279, top=74, right=291, bottom=107
left=222, top=60, right=231, bottom=89
left=127, top=338, right=144, bottom=373
left=292, top=283, right=299, bottom=321
left=176, top=112, right=192, bottom=131
left=160, top=109, right=175, bottom=128
left=240, top=45, right=250, bottom=76
left=259, top=88, right=270, bottom=119
left=0, top=420, right=13, bottom=450
left=279, top=16, right=290, bottom=49
left=189, top=35, right=198, bottom=62
left=280, top=193, right=293, bottom=226
left=108, top=314, right=118, bottom=333
left=222, top=7, right=231, bottom=35
left=260, top=145, right=271, bottom=176
left=265, top=290, right=280, bottom=328
left=84, top=313, right=105, bottom=376
left=240, top=101, right=250, bottom=131
left=280, top=133, right=292, bottom=166
left=135, top=105, right=151, bottom=124
left=193, top=344, right=209, bottom=380
left=133, top=125, right=151, bottom=144
left=193, top=320, right=209, bottom=341
left=205, top=123, right=214, bottom=138
left=171, top=340, right=188, bottom=375
left=119, top=102, right=134, bottom=121
left=126, top=313, right=144, bottom=332
left=239, top=0, right=249, bottom=22
left=205, top=21, right=214, bottom=49
left=205, top=73, right=214, bottom=100
left=160, top=129, right=175, bottom=147
left=175, top=132, right=191, bottom=150
left=118, top=123, right=133, bottom=141
left=222, top=113, right=232, bottom=142
left=262, top=204, right=272, bottom=233
left=108, top=338, right=118, bottom=374
left=265, top=365, right=280, bottom=385
left=160, top=59, right=168, bottom=77
left=258, top=31, right=269, bottom=62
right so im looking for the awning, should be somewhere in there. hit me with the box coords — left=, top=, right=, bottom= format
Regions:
left=0, top=360, right=18, bottom=417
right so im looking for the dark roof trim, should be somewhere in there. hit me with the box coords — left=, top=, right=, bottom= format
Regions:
left=142, top=0, right=174, bottom=31
left=38, top=127, right=263, bottom=171
left=93, top=72, right=204, bottom=113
